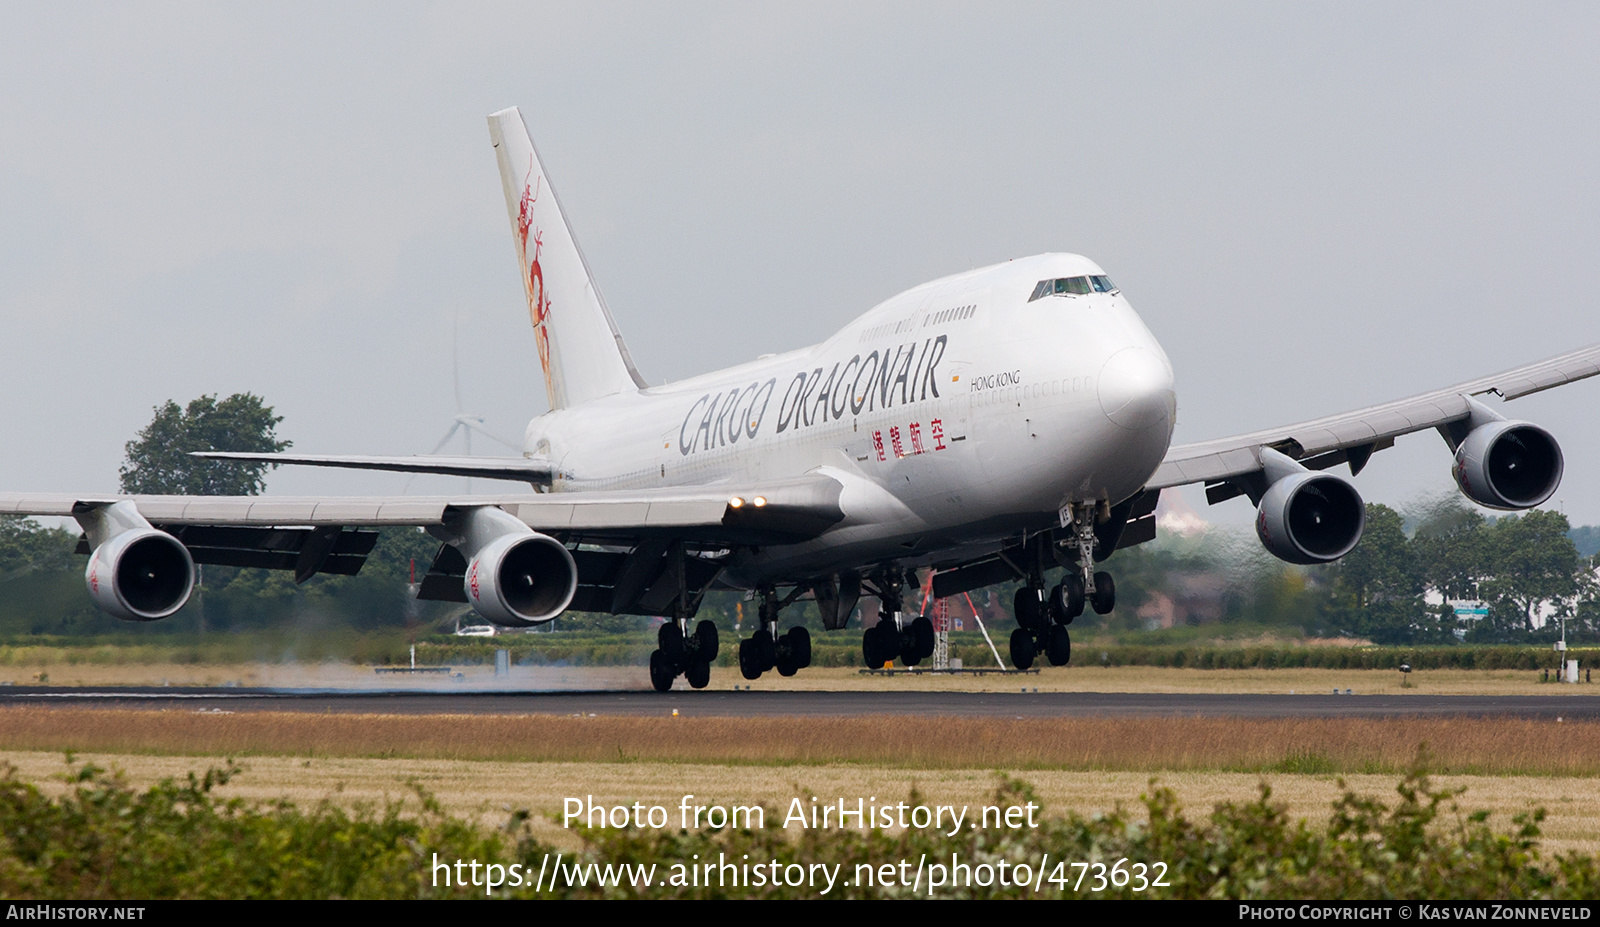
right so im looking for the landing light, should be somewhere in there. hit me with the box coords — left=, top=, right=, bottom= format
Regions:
left=753, top=496, right=768, bottom=507
left=729, top=496, right=745, bottom=508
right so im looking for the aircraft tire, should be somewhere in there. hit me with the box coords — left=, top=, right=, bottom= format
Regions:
left=738, top=638, right=763, bottom=680
left=776, top=656, right=799, bottom=677
left=910, top=615, right=935, bottom=659
left=1009, top=628, right=1036, bottom=671
left=1046, top=625, right=1071, bottom=666
left=862, top=623, right=889, bottom=669
left=786, top=626, right=812, bottom=668
left=1013, top=587, right=1042, bottom=630
left=659, top=622, right=686, bottom=666
left=752, top=628, right=777, bottom=671
left=1092, top=572, right=1116, bottom=615
left=1056, top=574, right=1085, bottom=624
left=695, top=620, right=720, bottom=662
left=648, top=649, right=675, bottom=692
left=685, top=659, right=711, bottom=689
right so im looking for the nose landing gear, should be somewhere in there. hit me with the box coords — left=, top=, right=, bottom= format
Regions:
left=1006, top=504, right=1119, bottom=671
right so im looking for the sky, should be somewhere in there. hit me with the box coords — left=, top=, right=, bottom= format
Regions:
left=3, top=2, right=1599, bottom=529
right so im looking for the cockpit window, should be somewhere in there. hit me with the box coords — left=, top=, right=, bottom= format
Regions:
left=1029, top=275, right=1117, bottom=301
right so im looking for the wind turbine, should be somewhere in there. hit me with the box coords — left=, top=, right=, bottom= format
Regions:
left=409, top=314, right=520, bottom=494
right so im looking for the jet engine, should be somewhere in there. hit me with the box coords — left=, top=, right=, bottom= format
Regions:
left=1451, top=420, right=1563, bottom=510
left=84, top=527, right=195, bottom=622
left=1252, top=448, right=1366, bottom=565
left=449, top=506, right=577, bottom=626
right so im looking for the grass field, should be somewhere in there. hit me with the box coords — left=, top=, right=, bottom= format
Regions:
left=4, top=656, right=1596, bottom=882
left=1, top=661, right=1593, bottom=694
left=5, top=749, right=1597, bottom=857
left=2, top=708, right=1597, bottom=776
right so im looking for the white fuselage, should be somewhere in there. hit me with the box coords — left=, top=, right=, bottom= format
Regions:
left=524, top=254, right=1177, bottom=587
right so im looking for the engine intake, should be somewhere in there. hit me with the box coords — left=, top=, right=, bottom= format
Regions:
left=86, top=528, right=195, bottom=621
left=465, top=532, right=578, bottom=626
left=1452, top=420, right=1563, bottom=510
left=1252, top=449, right=1366, bottom=565
left=444, top=506, right=577, bottom=627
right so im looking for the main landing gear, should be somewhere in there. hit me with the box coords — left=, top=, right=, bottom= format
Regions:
left=737, top=585, right=813, bottom=681
left=860, top=569, right=935, bottom=669
left=647, top=545, right=719, bottom=692
left=1007, top=507, right=1116, bottom=671
left=650, top=617, right=720, bottom=692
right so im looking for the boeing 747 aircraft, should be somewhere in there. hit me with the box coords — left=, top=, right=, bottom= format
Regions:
left=5, top=107, right=1599, bottom=690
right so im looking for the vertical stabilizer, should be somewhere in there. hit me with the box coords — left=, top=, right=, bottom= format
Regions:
left=488, top=107, right=646, bottom=409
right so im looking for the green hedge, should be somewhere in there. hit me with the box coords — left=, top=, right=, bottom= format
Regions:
left=410, top=635, right=1591, bottom=671
left=6, top=632, right=1585, bottom=673
left=1084, top=645, right=1597, bottom=671
left=1, top=760, right=1594, bottom=899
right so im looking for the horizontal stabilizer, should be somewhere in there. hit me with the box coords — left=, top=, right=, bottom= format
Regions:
left=192, top=451, right=553, bottom=485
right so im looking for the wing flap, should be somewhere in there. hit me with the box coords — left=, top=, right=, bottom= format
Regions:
left=191, top=451, right=554, bottom=485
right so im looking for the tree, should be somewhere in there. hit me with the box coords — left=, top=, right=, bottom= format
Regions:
left=0, top=516, right=77, bottom=579
left=1320, top=503, right=1439, bottom=643
left=119, top=394, right=290, bottom=495
left=1474, top=509, right=1581, bottom=641
left=1411, top=496, right=1489, bottom=603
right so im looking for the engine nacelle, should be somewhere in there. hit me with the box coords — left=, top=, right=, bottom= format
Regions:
left=443, top=506, right=577, bottom=627
left=1452, top=420, right=1563, bottom=510
left=1253, top=453, right=1366, bottom=565
left=85, top=528, right=195, bottom=621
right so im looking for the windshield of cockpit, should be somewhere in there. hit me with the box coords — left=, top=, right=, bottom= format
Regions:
left=1028, top=275, right=1117, bottom=301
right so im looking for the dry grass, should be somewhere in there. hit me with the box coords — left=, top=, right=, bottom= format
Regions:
left=2, top=707, right=1598, bottom=776
left=5, top=750, right=1597, bottom=857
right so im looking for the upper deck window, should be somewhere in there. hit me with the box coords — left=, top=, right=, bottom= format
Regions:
left=1029, top=275, right=1117, bottom=302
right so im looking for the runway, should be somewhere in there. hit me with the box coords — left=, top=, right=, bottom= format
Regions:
left=2, top=686, right=1597, bottom=719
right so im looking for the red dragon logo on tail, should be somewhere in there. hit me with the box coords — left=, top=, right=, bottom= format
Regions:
left=517, top=157, right=554, bottom=399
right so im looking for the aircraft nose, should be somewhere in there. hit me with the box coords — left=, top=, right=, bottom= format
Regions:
left=1098, top=346, right=1175, bottom=431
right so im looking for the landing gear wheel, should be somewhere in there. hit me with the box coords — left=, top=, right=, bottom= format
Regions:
left=694, top=620, right=720, bottom=662
left=752, top=628, right=776, bottom=671
left=648, top=649, right=674, bottom=692
left=1056, top=573, right=1085, bottom=623
left=1091, top=572, right=1116, bottom=615
left=785, top=626, right=812, bottom=669
left=1009, top=627, right=1036, bottom=671
left=910, top=615, right=935, bottom=660
left=659, top=622, right=686, bottom=665
left=862, top=623, right=890, bottom=669
left=900, top=617, right=923, bottom=667
left=1046, top=625, right=1071, bottom=666
left=685, top=659, right=711, bottom=689
left=738, top=638, right=764, bottom=680
left=1013, top=587, right=1043, bottom=630
left=776, top=656, right=799, bottom=677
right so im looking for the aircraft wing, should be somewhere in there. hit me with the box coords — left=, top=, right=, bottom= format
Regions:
left=191, top=451, right=554, bottom=485
left=0, top=474, right=844, bottom=546
left=1147, top=341, right=1600, bottom=500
